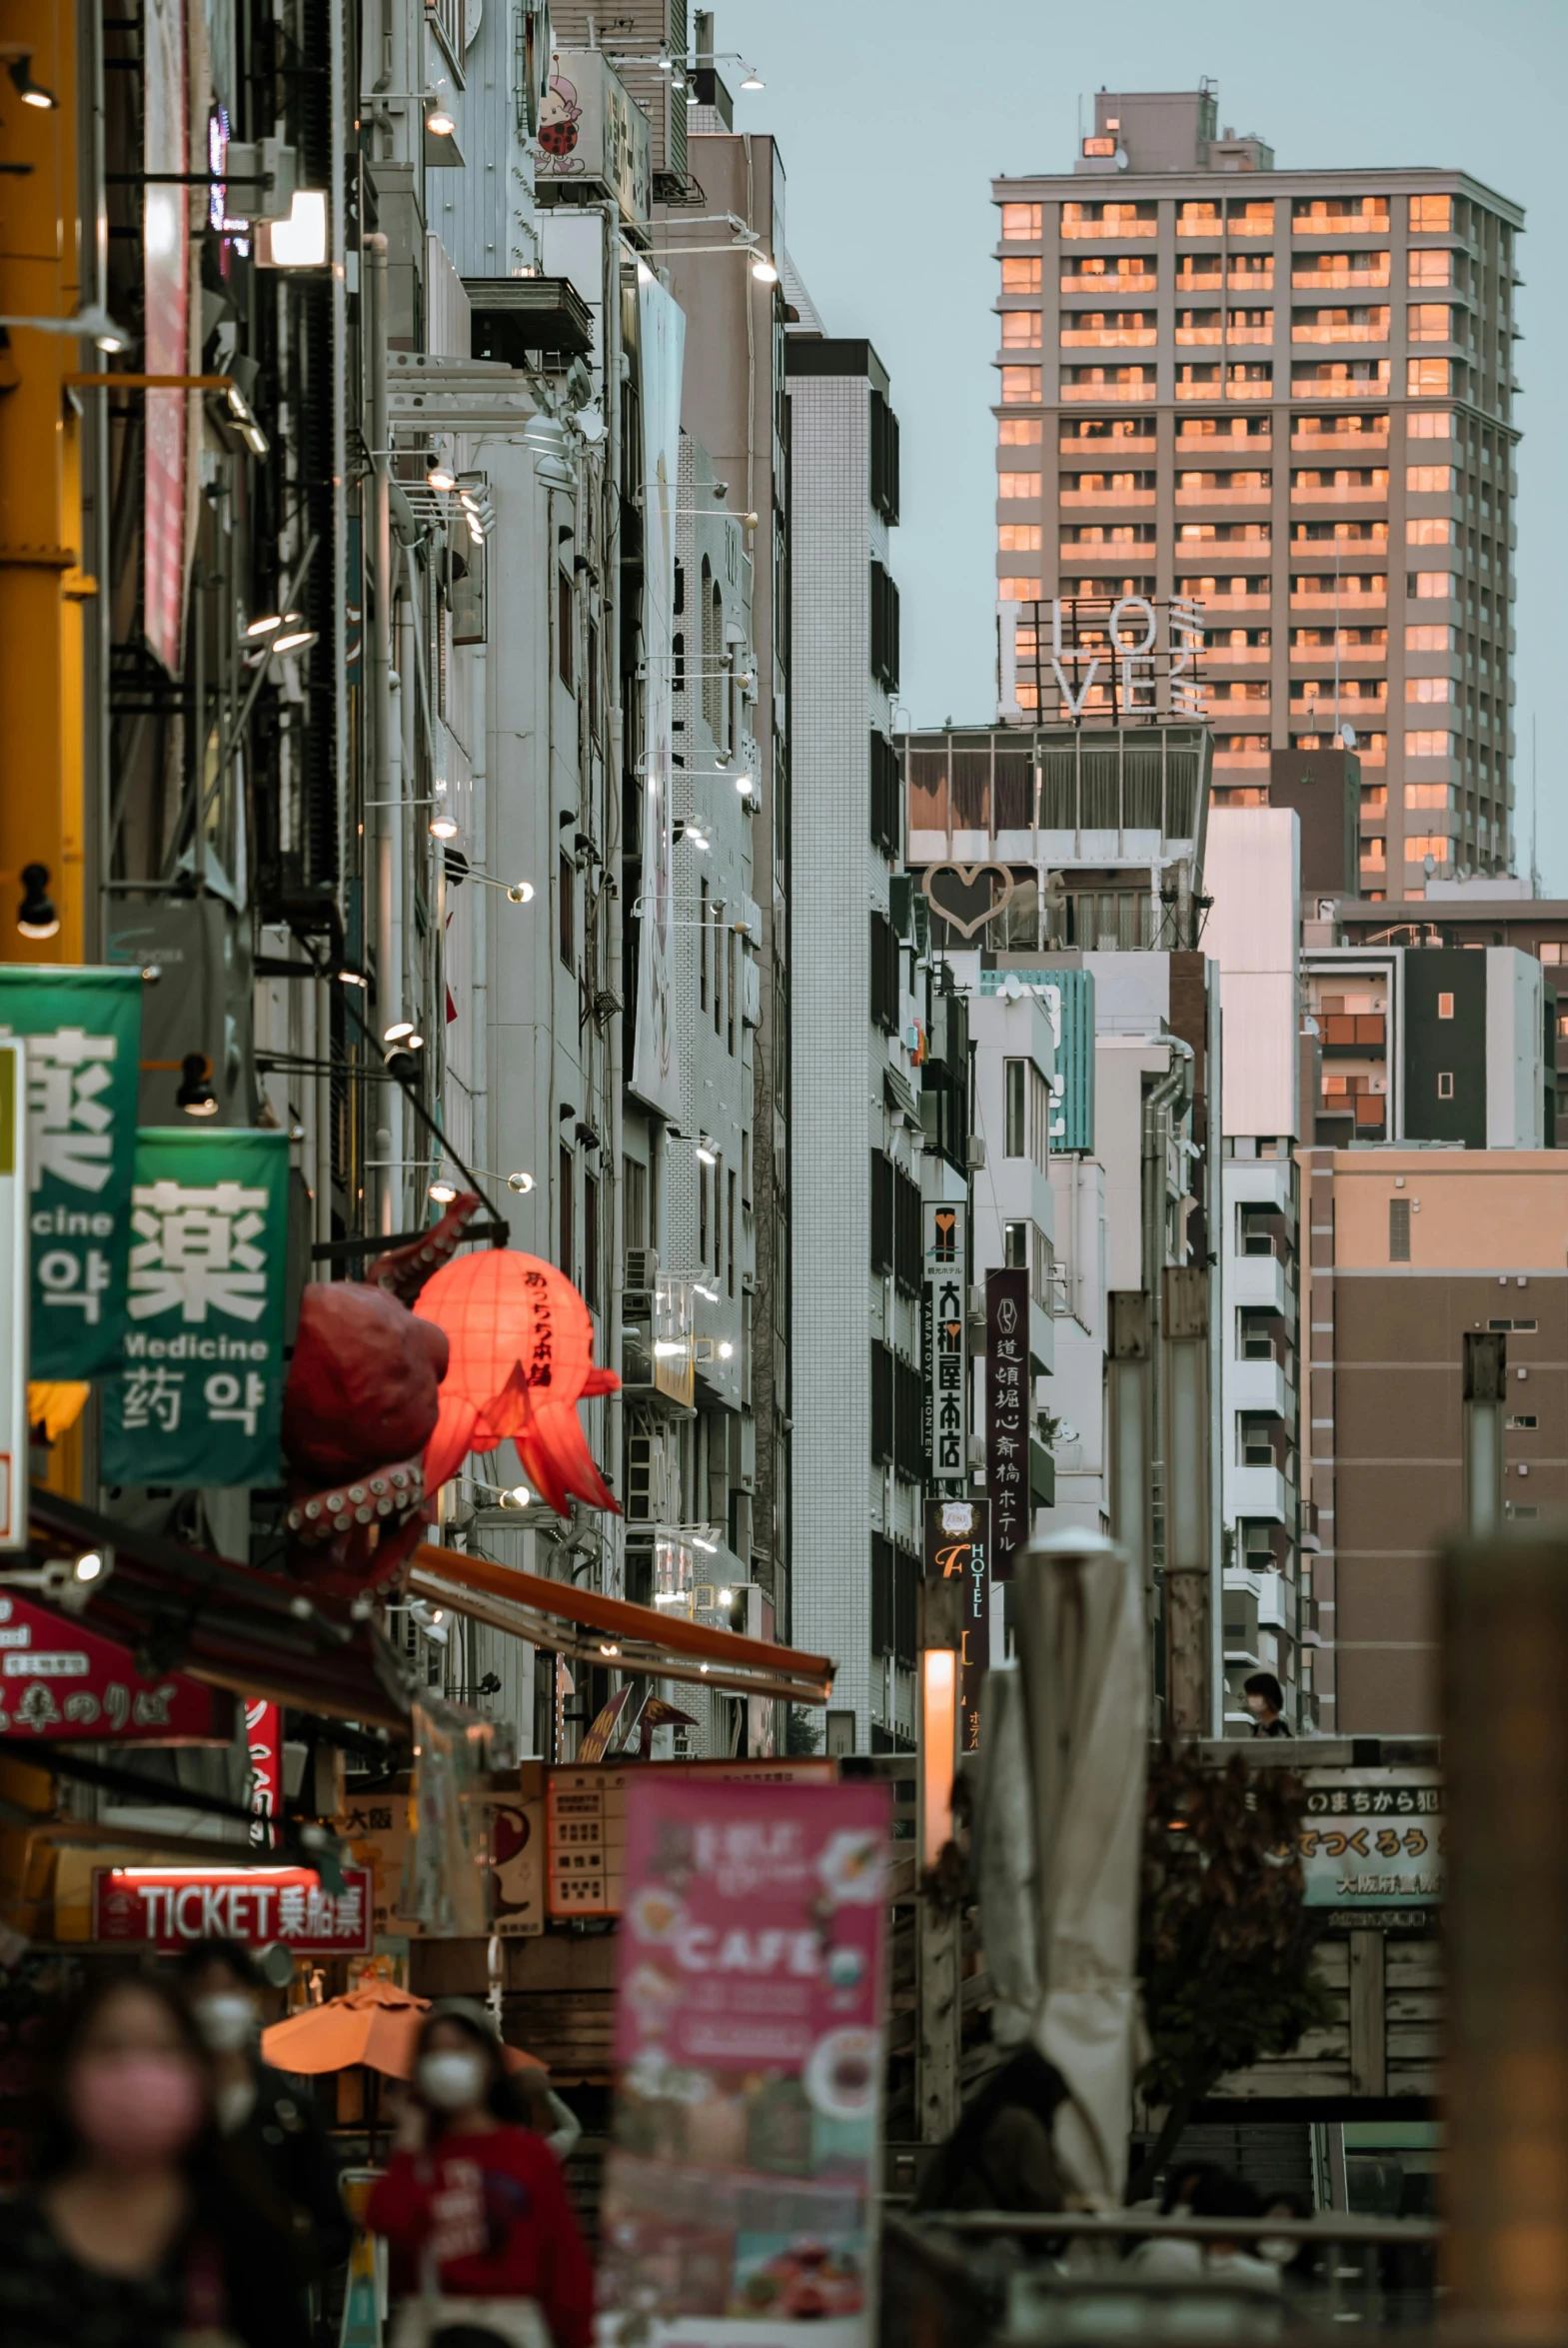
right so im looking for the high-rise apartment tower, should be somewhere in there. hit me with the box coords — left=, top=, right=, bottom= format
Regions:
left=991, top=86, right=1523, bottom=903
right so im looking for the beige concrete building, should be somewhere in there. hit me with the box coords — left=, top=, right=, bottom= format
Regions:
left=1301, top=1148, right=1565, bottom=1733
left=990, top=86, right=1522, bottom=903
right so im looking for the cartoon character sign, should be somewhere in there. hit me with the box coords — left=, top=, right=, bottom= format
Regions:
left=539, top=72, right=582, bottom=166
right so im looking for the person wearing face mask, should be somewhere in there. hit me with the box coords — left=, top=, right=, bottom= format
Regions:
left=0, top=1970, right=310, bottom=2348
left=367, top=2001, right=594, bottom=2348
left=176, top=1936, right=352, bottom=2292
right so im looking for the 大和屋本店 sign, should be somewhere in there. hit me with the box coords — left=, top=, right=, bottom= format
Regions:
left=92, top=1864, right=373, bottom=1953
left=101, top=1126, right=290, bottom=1487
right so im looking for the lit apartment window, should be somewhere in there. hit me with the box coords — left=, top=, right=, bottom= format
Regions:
left=1437, top=1072, right=1455, bottom=1100
left=1406, top=677, right=1453, bottom=703
left=1001, top=256, right=1043, bottom=292
left=999, top=417, right=1043, bottom=446
left=1406, top=464, right=1455, bottom=493
left=1000, top=202, right=1043, bottom=240
left=1408, top=250, right=1452, bottom=286
left=1002, top=311, right=1042, bottom=348
left=1407, top=518, right=1456, bottom=548
left=1437, top=992, right=1455, bottom=1019
left=998, top=525, right=1042, bottom=551
left=998, top=471, right=1041, bottom=499
left=1406, top=783, right=1455, bottom=809
left=1407, top=408, right=1453, bottom=439
left=1408, top=358, right=1453, bottom=397
left=1001, top=367, right=1042, bottom=405
left=1408, top=304, right=1454, bottom=343
left=1405, top=733, right=1455, bottom=760
left=1411, top=571, right=1456, bottom=600
left=1409, top=195, right=1453, bottom=232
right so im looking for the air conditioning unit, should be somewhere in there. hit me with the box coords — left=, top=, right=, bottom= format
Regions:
left=966, top=1136, right=986, bottom=1171
left=625, top=1247, right=660, bottom=1290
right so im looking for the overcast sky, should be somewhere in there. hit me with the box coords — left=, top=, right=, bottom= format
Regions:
left=715, top=0, right=1568, bottom=891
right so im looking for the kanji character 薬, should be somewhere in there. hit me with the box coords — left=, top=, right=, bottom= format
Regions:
left=129, top=1178, right=269, bottom=1322
left=11, top=1028, right=119, bottom=1192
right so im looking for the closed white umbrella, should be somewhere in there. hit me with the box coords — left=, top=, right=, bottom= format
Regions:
left=1006, top=1526, right=1148, bottom=2207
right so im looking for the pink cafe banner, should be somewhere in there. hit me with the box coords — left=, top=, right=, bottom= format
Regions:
left=597, top=1776, right=890, bottom=2348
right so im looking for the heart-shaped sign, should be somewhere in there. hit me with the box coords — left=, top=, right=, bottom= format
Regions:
left=921, top=863, right=1016, bottom=942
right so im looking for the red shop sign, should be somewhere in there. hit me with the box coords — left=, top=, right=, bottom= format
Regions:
left=0, top=1592, right=233, bottom=1744
left=92, top=1865, right=373, bottom=1954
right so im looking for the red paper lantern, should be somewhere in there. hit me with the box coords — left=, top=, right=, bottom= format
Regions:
left=414, top=1250, right=621, bottom=1515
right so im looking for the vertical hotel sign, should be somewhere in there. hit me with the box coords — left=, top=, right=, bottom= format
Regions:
left=924, top=1498, right=989, bottom=1757
left=922, top=1202, right=966, bottom=1484
left=144, top=0, right=190, bottom=676
left=986, top=1267, right=1030, bottom=1579
left=0, top=967, right=143, bottom=1381
left=102, top=1129, right=290, bottom=1487
left=0, top=1043, right=26, bottom=1550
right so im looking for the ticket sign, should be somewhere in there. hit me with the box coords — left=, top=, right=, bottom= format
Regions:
left=92, top=1864, right=373, bottom=1953
left=599, top=1777, right=890, bottom=2348
left=0, top=1590, right=233, bottom=1743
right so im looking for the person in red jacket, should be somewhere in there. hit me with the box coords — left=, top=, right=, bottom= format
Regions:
left=367, top=2000, right=594, bottom=2348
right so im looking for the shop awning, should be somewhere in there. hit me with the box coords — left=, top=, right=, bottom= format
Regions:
left=409, top=1540, right=835, bottom=1708
left=27, top=1491, right=412, bottom=1731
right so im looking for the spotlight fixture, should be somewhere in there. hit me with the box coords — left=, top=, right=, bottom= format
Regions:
left=694, top=1281, right=720, bottom=1302
left=427, top=455, right=457, bottom=491
left=337, top=967, right=368, bottom=989
left=506, top=881, right=536, bottom=905
left=507, top=1171, right=536, bottom=1193
left=718, top=1586, right=735, bottom=1608
left=244, top=610, right=298, bottom=641
left=739, top=65, right=764, bottom=89
left=176, top=1053, right=218, bottom=1118
left=16, top=863, right=58, bottom=939
left=718, top=1339, right=735, bottom=1360
left=751, top=255, right=779, bottom=285
left=694, top=1134, right=718, bottom=1168
left=692, top=1534, right=719, bottom=1555
left=429, top=1178, right=458, bottom=1203
left=8, top=55, right=57, bottom=109
left=426, top=104, right=456, bottom=136
left=224, top=382, right=270, bottom=458
left=73, top=1549, right=106, bottom=1583
left=501, top=1484, right=533, bottom=1508
left=383, top=1020, right=415, bottom=1045
left=271, top=625, right=319, bottom=657
left=429, top=812, right=460, bottom=841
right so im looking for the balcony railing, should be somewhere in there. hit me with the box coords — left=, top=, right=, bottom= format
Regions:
left=1322, top=1012, right=1387, bottom=1054
left=1058, top=489, right=1156, bottom=507
left=1061, top=270, right=1156, bottom=294
left=1174, top=484, right=1272, bottom=506
left=1061, top=379, right=1154, bottom=401
left=1292, top=265, right=1391, bottom=289
left=1291, top=431, right=1388, bottom=452
left=902, top=725, right=1211, bottom=853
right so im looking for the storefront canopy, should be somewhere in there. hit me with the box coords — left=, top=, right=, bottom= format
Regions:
left=409, top=1540, right=835, bottom=1708
left=28, top=1490, right=412, bottom=1730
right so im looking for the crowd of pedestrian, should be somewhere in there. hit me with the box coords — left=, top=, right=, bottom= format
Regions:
left=0, top=1942, right=593, bottom=2348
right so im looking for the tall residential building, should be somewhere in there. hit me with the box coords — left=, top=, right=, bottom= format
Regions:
left=786, top=330, right=942, bottom=1754
left=991, top=86, right=1523, bottom=904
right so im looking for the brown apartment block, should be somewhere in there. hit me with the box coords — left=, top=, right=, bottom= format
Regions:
left=991, top=86, right=1522, bottom=903
left=1301, top=1148, right=1563, bottom=1733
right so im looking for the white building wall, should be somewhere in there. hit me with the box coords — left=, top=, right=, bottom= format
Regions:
left=788, top=367, right=876, bottom=1742
left=1204, top=807, right=1301, bottom=1145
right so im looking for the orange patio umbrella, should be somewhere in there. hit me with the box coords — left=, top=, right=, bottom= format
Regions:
left=262, top=1978, right=543, bottom=2082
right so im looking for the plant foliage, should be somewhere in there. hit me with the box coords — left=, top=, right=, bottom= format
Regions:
left=1132, top=1744, right=1332, bottom=2192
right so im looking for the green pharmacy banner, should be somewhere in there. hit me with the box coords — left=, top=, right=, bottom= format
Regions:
left=102, top=1128, right=290, bottom=1488
left=0, top=966, right=143, bottom=1380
